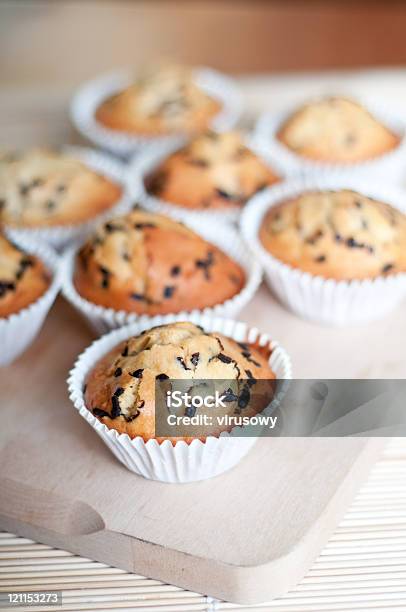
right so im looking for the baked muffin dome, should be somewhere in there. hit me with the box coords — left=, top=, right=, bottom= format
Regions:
left=259, top=189, right=406, bottom=280
left=85, top=321, right=275, bottom=440
left=74, top=210, right=245, bottom=314
left=0, top=232, right=51, bottom=317
left=0, top=149, right=122, bottom=228
left=277, top=97, right=400, bottom=163
left=145, top=130, right=280, bottom=211
left=95, top=65, right=220, bottom=136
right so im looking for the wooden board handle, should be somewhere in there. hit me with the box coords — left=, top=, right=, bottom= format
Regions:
left=0, top=478, right=105, bottom=536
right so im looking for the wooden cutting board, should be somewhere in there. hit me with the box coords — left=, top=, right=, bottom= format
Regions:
left=0, top=297, right=385, bottom=604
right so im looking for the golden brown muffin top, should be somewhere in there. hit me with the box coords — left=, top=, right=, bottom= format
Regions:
left=259, top=189, right=406, bottom=280
left=146, top=130, right=279, bottom=210
left=0, top=149, right=122, bottom=228
left=0, top=232, right=51, bottom=317
left=85, top=321, right=275, bottom=440
left=74, top=209, right=245, bottom=315
left=96, top=65, right=220, bottom=135
left=277, top=97, right=400, bottom=162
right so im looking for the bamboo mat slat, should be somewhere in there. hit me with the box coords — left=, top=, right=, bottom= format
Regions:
left=1, top=439, right=405, bottom=611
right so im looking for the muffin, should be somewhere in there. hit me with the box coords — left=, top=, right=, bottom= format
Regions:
left=277, top=97, right=400, bottom=163
left=0, top=231, right=51, bottom=318
left=259, top=189, right=406, bottom=280
left=0, top=149, right=122, bottom=228
left=74, top=209, right=245, bottom=314
left=145, top=131, right=280, bottom=211
left=95, top=65, right=221, bottom=136
left=84, top=321, right=276, bottom=441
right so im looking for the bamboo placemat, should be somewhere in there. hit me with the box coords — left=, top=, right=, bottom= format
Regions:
left=1, top=438, right=405, bottom=612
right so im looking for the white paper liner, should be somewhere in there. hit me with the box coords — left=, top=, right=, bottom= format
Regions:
left=67, top=312, right=292, bottom=483
left=0, top=230, right=60, bottom=366
left=126, top=134, right=287, bottom=225
left=70, top=67, right=243, bottom=158
left=253, top=97, right=406, bottom=182
left=5, top=146, right=132, bottom=252
left=61, top=216, right=262, bottom=335
left=240, top=178, right=406, bottom=326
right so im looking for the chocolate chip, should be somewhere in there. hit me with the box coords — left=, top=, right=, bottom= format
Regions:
left=216, top=188, right=236, bottom=200
left=121, top=345, right=129, bottom=357
left=134, top=222, right=156, bottom=229
left=99, top=265, right=110, bottom=289
left=195, top=251, right=214, bottom=280
left=185, top=405, right=196, bottom=417
left=170, top=265, right=181, bottom=277
left=56, top=184, right=66, bottom=193
left=217, top=353, right=232, bottom=364
left=163, top=286, right=175, bottom=299
left=315, top=255, right=326, bottom=263
left=382, top=263, right=394, bottom=273
left=131, top=369, right=144, bottom=378
left=19, top=184, right=29, bottom=196
left=20, top=257, right=33, bottom=270
left=114, top=367, right=122, bottom=377
left=177, top=356, right=191, bottom=370
left=242, top=350, right=261, bottom=367
left=355, top=200, right=363, bottom=208
left=238, top=342, right=249, bottom=351
left=238, top=386, right=251, bottom=410
left=45, top=200, right=56, bottom=211
left=188, top=158, right=209, bottom=168
left=130, top=293, right=145, bottom=301
left=93, top=408, right=110, bottom=418
left=245, top=370, right=257, bottom=387
left=125, top=409, right=141, bottom=422
left=221, top=388, right=238, bottom=402
left=111, top=396, right=121, bottom=418
left=146, top=170, right=167, bottom=195
left=190, top=352, right=199, bottom=366
left=306, top=230, right=323, bottom=245
left=114, top=387, right=124, bottom=397
left=105, top=222, right=117, bottom=233
left=0, top=281, right=15, bottom=297
left=156, top=373, right=169, bottom=380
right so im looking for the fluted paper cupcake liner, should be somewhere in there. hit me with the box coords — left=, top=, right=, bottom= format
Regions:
left=240, top=178, right=406, bottom=326
left=67, top=313, right=292, bottom=483
left=0, top=230, right=60, bottom=366
left=253, top=97, right=406, bottom=182
left=126, top=134, right=287, bottom=225
left=6, top=146, right=132, bottom=252
left=70, top=68, right=243, bottom=158
left=61, top=216, right=262, bottom=335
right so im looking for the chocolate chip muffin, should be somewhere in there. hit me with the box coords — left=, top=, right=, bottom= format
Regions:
left=95, top=65, right=220, bottom=136
left=0, top=232, right=51, bottom=317
left=85, top=321, right=275, bottom=441
left=277, top=97, right=400, bottom=163
left=259, top=189, right=406, bottom=280
left=145, top=131, right=279, bottom=211
left=0, top=149, right=122, bottom=228
left=74, top=210, right=245, bottom=314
